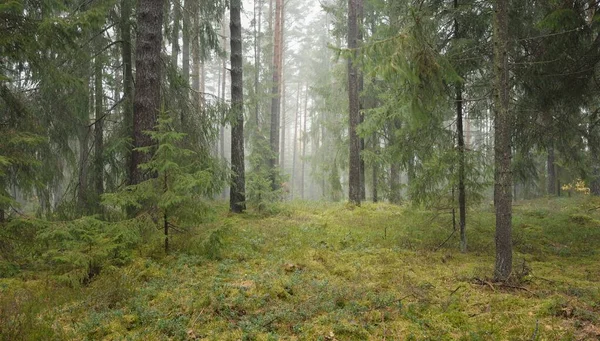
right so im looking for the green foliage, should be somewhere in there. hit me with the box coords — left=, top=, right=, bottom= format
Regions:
left=246, top=135, right=286, bottom=213
left=103, top=113, right=221, bottom=248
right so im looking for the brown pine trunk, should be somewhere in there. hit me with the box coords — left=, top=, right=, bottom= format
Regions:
left=94, top=51, right=104, bottom=204
left=455, top=0, right=466, bottom=253
left=131, top=0, right=165, bottom=185
left=493, top=0, right=512, bottom=282
left=182, top=0, right=191, bottom=83
left=372, top=133, right=378, bottom=203
left=230, top=0, right=246, bottom=213
left=347, top=0, right=361, bottom=205
left=269, top=0, right=283, bottom=191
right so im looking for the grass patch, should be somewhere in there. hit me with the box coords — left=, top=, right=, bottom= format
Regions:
left=2, top=197, right=600, bottom=340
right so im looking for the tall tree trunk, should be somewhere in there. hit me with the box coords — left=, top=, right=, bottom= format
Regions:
left=347, top=0, right=361, bottom=205
left=254, top=0, right=263, bottom=128
left=121, top=0, right=134, bottom=185
left=455, top=0, right=467, bottom=253
left=457, top=83, right=467, bottom=253
left=372, top=132, right=378, bottom=203
left=230, top=0, right=246, bottom=213
left=77, top=125, right=90, bottom=213
left=279, top=3, right=286, bottom=172
left=269, top=0, right=283, bottom=191
left=547, top=146, right=556, bottom=195
left=220, top=19, right=228, bottom=199
left=191, top=2, right=200, bottom=111
left=131, top=0, right=165, bottom=185
left=301, top=82, right=308, bottom=200
left=171, top=0, right=180, bottom=67
left=94, top=52, right=104, bottom=205
left=292, top=82, right=301, bottom=199
left=389, top=163, right=401, bottom=204
left=493, top=0, right=512, bottom=282
left=182, top=0, right=191, bottom=83
left=358, top=0, right=365, bottom=201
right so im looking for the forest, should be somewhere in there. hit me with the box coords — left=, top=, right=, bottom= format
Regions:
left=1, top=0, right=600, bottom=339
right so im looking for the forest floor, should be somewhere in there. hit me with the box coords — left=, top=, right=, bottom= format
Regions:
left=2, top=197, right=600, bottom=340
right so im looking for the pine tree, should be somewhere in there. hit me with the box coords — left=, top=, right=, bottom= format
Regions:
left=493, top=0, right=513, bottom=282
left=229, top=0, right=246, bottom=213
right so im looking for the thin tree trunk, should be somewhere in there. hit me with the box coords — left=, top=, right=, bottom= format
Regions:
left=191, top=2, right=200, bottom=112
left=493, top=0, right=512, bottom=282
left=372, top=132, right=378, bottom=203
left=254, top=0, right=262, bottom=128
left=347, top=0, right=361, bottom=205
left=292, top=82, right=301, bottom=199
left=131, top=0, right=165, bottom=185
left=230, top=0, right=246, bottom=213
left=301, top=82, right=308, bottom=200
left=547, top=146, right=556, bottom=195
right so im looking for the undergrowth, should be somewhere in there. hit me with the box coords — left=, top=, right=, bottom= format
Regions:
left=1, top=196, right=600, bottom=340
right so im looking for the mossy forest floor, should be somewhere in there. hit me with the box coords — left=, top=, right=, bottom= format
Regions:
left=2, top=197, right=600, bottom=340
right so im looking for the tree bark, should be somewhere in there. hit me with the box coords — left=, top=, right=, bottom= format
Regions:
left=547, top=146, right=556, bottom=195
left=121, top=0, right=134, bottom=185
left=182, top=0, right=191, bottom=83
left=493, top=0, right=513, bottom=282
left=301, top=82, right=308, bottom=200
left=230, top=0, right=246, bottom=213
left=94, top=51, right=104, bottom=204
left=254, top=0, right=263, bottom=128
left=171, top=0, right=180, bottom=67
left=372, top=133, right=378, bottom=203
left=457, top=83, right=467, bottom=253
left=269, top=0, right=283, bottom=191
left=292, top=82, right=301, bottom=199
left=347, top=0, right=361, bottom=205
left=455, top=0, right=466, bottom=253
left=131, top=0, right=165, bottom=185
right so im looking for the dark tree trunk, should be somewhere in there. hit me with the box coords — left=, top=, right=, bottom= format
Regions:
left=254, top=0, right=263, bottom=128
left=372, top=133, right=378, bottom=203
left=94, top=52, right=104, bottom=205
left=269, top=0, right=283, bottom=191
left=347, top=0, right=361, bottom=205
left=191, top=1, right=200, bottom=110
left=547, top=146, right=556, bottom=195
left=171, top=0, right=180, bottom=67
left=454, top=0, right=466, bottom=253
left=131, top=0, right=165, bottom=185
left=389, top=163, right=401, bottom=204
left=121, top=0, right=134, bottom=185
left=457, top=84, right=467, bottom=253
left=493, top=0, right=513, bottom=282
left=182, top=0, right=191, bottom=83
left=230, top=0, right=246, bottom=213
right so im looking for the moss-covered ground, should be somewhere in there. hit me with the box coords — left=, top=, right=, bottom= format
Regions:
left=2, top=197, right=600, bottom=340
